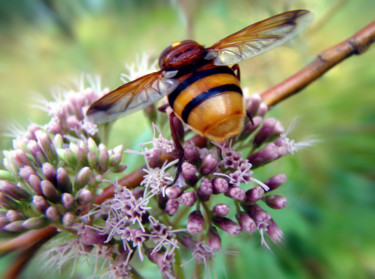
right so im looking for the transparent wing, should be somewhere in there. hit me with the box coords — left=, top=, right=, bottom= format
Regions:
left=206, top=10, right=314, bottom=66
left=86, top=71, right=178, bottom=124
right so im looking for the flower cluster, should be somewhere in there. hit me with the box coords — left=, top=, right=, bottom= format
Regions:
left=129, top=94, right=297, bottom=258
left=0, top=55, right=314, bottom=279
left=0, top=78, right=126, bottom=234
left=35, top=74, right=108, bottom=137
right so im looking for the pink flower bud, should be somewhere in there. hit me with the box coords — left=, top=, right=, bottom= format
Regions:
left=246, top=186, right=265, bottom=202
left=87, top=138, right=98, bottom=154
left=246, top=94, right=262, bottom=116
left=265, top=174, right=286, bottom=191
left=264, top=195, right=287, bottom=209
left=87, top=152, right=98, bottom=170
left=257, top=103, right=268, bottom=116
left=77, top=189, right=93, bottom=205
left=109, top=153, right=122, bottom=167
left=0, top=181, right=29, bottom=200
left=200, top=154, right=219, bottom=175
left=13, top=150, right=31, bottom=168
left=183, top=142, right=200, bottom=164
left=242, top=116, right=263, bottom=135
left=207, top=226, right=221, bottom=252
left=187, top=210, right=204, bottom=234
left=213, top=203, right=230, bottom=216
left=19, top=166, right=35, bottom=181
left=248, top=143, right=279, bottom=168
left=198, top=178, right=213, bottom=201
left=46, top=206, right=60, bottom=221
left=253, top=118, right=279, bottom=147
left=57, top=167, right=72, bottom=193
left=212, top=216, right=242, bottom=235
left=27, top=140, right=44, bottom=165
left=226, top=186, right=245, bottom=201
left=62, top=212, right=75, bottom=226
left=179, top=191, right=196, bottom=207
left=181, top=162, right=198, bottom=185
left=28, top=174, right=42, bottom=195
left=77, top=147, right=88, bottom=166
left=22, top=217, right=46, bottom=230
left=236, top=212, right=256, bottom=232
left=144, top=148, right=162, bottom=168
left=267, top=220, right=283, bottom=243
left=32, top=195, right=49, bottom=211
left=6, top=210, right=21, bottom=222
left=212, top=178, right=229, bottom=194
left=98, top=148, right=109, bottom=172
left=165, top=199, right=179, bottom=216
left=42, top=162, right=56, bottom=183
left=26, top=124, right=41, bottom=139
left=35, top=130, right=57, bottom=162
left=81, top=226, right=107, bottom=245
left=245, top=204, right=271, bottom=223
left=4, top=220, right=25, bottom=232
left=111, top=164, right=127, bottom=173
left=165, top=186, right=183, bottom=199
left=41, top=180, right=60, bottom=203
left=74, top=167, right=92, bottom=189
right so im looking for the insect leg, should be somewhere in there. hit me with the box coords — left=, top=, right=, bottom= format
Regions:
left=167, top=110, right=185, bottom=186
left=232, top=64, right=241, bottom=81
left=232, top=64, right=252, bottom=125
left=246, top=109, right=254, bottom=126
left=157, top=103, right=169, bottom=113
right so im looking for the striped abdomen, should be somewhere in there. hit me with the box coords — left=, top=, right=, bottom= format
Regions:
left=168, top=63, right=245, bottom=142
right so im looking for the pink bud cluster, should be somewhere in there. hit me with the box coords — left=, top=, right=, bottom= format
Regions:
left=98, top=94, right=301, bottom=275
left=1, top=122, right=126, bottom=233
left=37, top=75, right=109, bottom=138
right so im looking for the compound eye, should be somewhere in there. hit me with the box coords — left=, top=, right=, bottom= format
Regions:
left=159, top=45, right=173, bottom=68
left=159, top=40, right=205, bottom=70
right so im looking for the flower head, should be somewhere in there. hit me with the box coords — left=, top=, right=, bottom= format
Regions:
left=33, top=74, right=109, bottom=138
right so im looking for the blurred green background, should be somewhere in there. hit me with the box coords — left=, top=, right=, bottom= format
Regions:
left=0, top=0, right=374, bottom=278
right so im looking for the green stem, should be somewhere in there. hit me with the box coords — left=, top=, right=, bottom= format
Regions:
left=193, top=257, right=202, bottom=278
left=234, top=200, right=241, bottom=213
left=130, top=267, right=144, bottom=279
left=172, top=205, right=190, bottom=227
left=201, top=201, right=211, bottom=226
left=100, top=122, right=112, bottom=146
left=53, top=224, right=77, bottom=235
left=174, top=248, right=185, bottom=279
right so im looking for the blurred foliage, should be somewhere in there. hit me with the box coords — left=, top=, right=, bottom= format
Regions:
left=0, top=0, right=374, bottom=278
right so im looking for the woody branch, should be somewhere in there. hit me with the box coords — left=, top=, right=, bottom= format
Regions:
left=260, top=21, right=375, bottom=107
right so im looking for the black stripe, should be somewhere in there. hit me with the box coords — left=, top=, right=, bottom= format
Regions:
left=168, top=66, right=236, bottom=108
left=181, top=84, right=242, bottom=123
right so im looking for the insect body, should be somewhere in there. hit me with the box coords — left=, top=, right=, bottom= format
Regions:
left=165, top=53, right=243, bottom=142
left=87, top=10, right=313, bottom=142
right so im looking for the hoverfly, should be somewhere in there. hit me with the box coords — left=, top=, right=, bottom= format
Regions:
left=86, top=10, right=313, bottom=142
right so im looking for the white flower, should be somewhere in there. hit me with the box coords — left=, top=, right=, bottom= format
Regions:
left=121, top=53, right=158, bottom=83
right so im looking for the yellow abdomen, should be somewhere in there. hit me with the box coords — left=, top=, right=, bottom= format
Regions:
left=168, top=63, right=245, bottom=142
